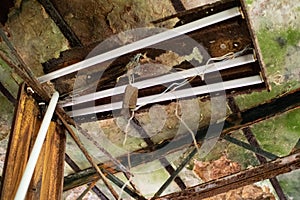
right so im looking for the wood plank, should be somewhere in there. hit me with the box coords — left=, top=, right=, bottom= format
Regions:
left=40, top=122, right=66, bottom=200
left=0, top=86, right=40, bottom=199
left=26, top=119, right=44, bottom=200
left=0, top=85, right=66, bottom=199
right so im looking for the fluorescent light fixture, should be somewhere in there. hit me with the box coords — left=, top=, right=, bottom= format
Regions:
left=61, top=54, right=255, bottom=107
left=69, top=75, right=263, bottom=117
left=37, top=7, right=241, bottom=83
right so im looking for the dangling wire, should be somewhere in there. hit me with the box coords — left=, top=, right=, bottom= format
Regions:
left=134, top=45, right=253, bottom=111
left=117, top=175, right=134, bottom=200
left=123, top=110, right=135, bottom=146
left=175, top=99, right=202, bottom=155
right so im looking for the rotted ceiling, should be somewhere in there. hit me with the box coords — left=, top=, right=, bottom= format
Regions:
left=0, top=0, right=300, bottom=199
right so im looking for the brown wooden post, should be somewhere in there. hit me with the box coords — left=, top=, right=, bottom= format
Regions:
left=0, top=85, right=66, bottom=199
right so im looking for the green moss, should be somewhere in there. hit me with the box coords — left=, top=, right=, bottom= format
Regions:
left=283, top=109, right=300, bottom=133
left=235, top=27, right=300, bottom=110
left=194, top=131, right=259, bottom=169
left=278, top=170, right=300, bottom=198
left=257, top=29, right=285, bottom=72
left=0, top=59, right=20, bottom=98
left=283, top=28, right=300, bottom=46
left=257, top=28, right=300, bottom=72
left=251, top=110, right=300, bottom=156
left=245, top=0, right=253, bottom=5
left=236, top=81, right=299, bottom=110
left=0, top=93, right=14, bottom=122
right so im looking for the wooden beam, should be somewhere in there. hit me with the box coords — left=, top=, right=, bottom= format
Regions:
left=0, top=85, right=39, bottom=199
left=0, top=85, right=66, bottom=199
left=155, top=152, right=300, bottom=200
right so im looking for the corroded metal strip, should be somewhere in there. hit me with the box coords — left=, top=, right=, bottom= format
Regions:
left=155, top=152, right=300, bottom=200
left=37, top=0, right=83, bottom=47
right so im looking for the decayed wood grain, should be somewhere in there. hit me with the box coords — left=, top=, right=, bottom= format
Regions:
left=0, top=85, right=66, bottom=199
left=40, top=122, right=66, bottom=200
left=0, top=86, right=40, bottom=199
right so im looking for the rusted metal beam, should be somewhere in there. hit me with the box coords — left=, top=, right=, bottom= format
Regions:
left=37, top=0, right=83, bottom=47
left=223, top=135, right=278, bottom=160
left=0, top=84, right=66, bottom=199
left=153, top=148, right=197, bottom=198
left=132, top=117, right=187, bottom=191
left=243, top=128, right=287, bottom=200
left=223, top=87, right=300, bottom=133
left=0, top=81, right=17, bottom=105
left=291, top=139, right=300, bottom=154
left=170, top=0, right=186, bottom=12
left=227, top=97, right=287, bottom=200
left=65, top=154, right=109, bottom=200
left=152, top=0, right=236, bottom=24
left=155, top=151, right=300, bottom=200
left=63, top=87, right=300, bottom=190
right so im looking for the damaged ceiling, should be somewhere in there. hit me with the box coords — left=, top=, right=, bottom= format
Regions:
left=0, top=0, right=300, bottom=199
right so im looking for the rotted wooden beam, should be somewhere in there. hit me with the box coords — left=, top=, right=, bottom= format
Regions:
left=155, top=151, right=300, bottom=200
left=0, top=84, right=66, bottom=199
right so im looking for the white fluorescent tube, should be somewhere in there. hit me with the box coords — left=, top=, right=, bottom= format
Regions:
left=61, top=54, right=255, bottom=107
left=69, top=75, right=262, bottom=117
left=14, top=92, right=59, bottom=200
left=37, top=7, right=241, bottom=83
